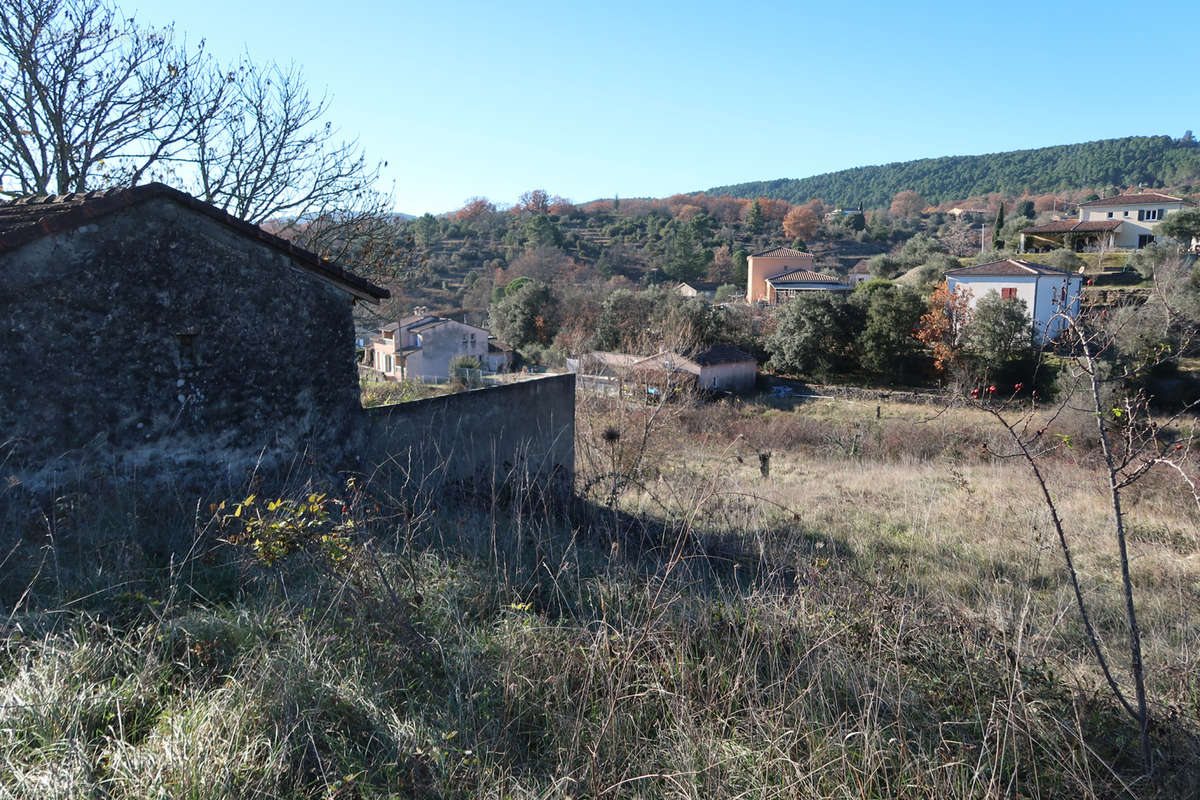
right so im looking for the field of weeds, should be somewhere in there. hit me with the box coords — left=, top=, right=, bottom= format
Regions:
left=0, top=392, right=1197, bottom=798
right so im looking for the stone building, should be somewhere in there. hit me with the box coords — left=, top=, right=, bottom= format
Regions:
left=0, top=183, right=389, bottom=488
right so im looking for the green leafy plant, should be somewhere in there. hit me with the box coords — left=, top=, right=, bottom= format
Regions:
left=218, top=493, right=356, bottom=567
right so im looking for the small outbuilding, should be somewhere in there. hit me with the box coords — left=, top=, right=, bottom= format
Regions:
left=571, top=345, right=757, bottom=393
left=0, top=183, right=389, bottom=487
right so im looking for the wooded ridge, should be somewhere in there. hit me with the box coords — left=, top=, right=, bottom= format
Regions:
left=707, top=134, right=1200, bottom=208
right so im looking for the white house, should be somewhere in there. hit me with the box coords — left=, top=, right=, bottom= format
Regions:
left=1021, top=189, right=1196, bottom=252
left=846, top=260, right=872, bottom=286
left=945, top=259, right=1083, bottom=345
left=363, top=313, right=490, bottom=381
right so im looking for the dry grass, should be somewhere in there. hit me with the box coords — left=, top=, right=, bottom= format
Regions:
left=0, top=392, right=1197, bottom=798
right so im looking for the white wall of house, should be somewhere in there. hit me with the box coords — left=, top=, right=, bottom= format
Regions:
left=948, top=274, right=1083, bottom=345
left=697, top=361, right=757, bottom=391
left=403, top=319, right=489, bottom=380
left=1080, top=200, right=1189, bottom=248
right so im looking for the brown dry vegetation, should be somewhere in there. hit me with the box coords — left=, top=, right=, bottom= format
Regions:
left=0, top=393, right=1197, bottom=798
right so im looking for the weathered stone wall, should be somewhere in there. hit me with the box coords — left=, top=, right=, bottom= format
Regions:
left=0, top=197, right=362, bottom=489
left=362, top=374, right=575, bottom=491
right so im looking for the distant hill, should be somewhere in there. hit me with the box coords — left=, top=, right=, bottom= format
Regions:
left=707, top=135, right=1200, bottom=208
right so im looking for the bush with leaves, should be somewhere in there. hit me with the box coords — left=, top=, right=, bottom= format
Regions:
left=1040, top=248, right=1085, bottom=272
left=1126, top=242, right=1177, bottom=280
left=899, top=232, right=948, bottom=268
left=866, top=254, right=902, bottom=279
left=766, top=292, right=862, bottom=378
left=488, top=280, right=560, bottom=349
left=963, top=291, right=1033, bottom=375
left=219, top=493, right=355, bottom=568
left=852, top=282, right=926, bottom=380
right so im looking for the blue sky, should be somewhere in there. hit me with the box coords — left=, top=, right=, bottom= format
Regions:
left=131, top=0, right=1197, bottom=215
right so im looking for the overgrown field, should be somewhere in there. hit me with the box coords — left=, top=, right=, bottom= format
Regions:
left=1, top=395, right=1198, bottom=798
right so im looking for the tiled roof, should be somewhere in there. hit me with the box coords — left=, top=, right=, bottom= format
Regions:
left=766, top=268, right=843, bottom=283
left=630, top=351, right=701, bottom=375
left=0, top=183, right=389, bottom=302
left=1022, top=219, right=1122, bottom=234
left=749, top=246, right=815, bottom=258
left=679, top=280, right=721, bottom=291
left=1078, top=191, right=1194, bottom=208
left=691, top=344, right=756, bottom=366
left=408, top=317, right=449, bottom=332
left=848, top=259, right=872, bottom=274
left=945, top=258, right=1074, bottom=277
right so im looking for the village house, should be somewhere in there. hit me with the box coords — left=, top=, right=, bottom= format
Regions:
left=746, top=246, right=847, bottom=304
left=846, top=260, right=872, bottom=286
left=363, top=313, right=491, bottom=381
left=945, top=259, right=1083, bottom=345
left=570, top=344, right=757, bottom=393
left=0, top=183, right=389, bottom=486
left=1020, top=189, right=1196, bottom=252
left=484, top=338, right=514, bottom=373
left=676, top=280, right=721, bottom=300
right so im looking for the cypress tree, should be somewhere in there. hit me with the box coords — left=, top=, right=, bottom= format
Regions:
left=993, top=202, right=1005, bottom=249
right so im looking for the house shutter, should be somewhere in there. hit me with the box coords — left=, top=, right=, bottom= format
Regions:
left=1159, top=209, right=1166, bottom=221
left=1137, top=209, right=1145, bottom=221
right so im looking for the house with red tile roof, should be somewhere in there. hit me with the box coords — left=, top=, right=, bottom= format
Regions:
left=745, top=246, right=848, bottom=304
left=1020, top=189, right=1195, bottom=252
left=946, top=259, right=1083, bottom=345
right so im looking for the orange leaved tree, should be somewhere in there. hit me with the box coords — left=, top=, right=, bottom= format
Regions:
left=915, top=281, right=972, bottom=375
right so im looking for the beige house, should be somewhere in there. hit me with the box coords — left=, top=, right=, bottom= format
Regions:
left=363, top=313, right=490, bottom=381
left=746, top=246, right=847, bottom=304
left=746, top=246, right=816, bottom=302
left=677, top=280, right=721, bottom=300
left=1021, top=190, right=1195, bottom=252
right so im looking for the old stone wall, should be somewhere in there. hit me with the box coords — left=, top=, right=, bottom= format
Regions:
left=0, top=197, right=362, bottom=490
left=362, top=374, right=575, bottom=491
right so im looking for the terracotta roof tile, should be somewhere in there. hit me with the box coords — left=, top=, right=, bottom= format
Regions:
left=690, top=344, right=756, bottom=366
left=1022, top=219, right=1122, bottom=234
left=766, top=268, right=843, bottom=283
left=945, top=258, right=1074, bottom=277
left=0, top=182, right=389, bottom=302
left=1078, top=191, right=1194, bottom=208
left=750, top=246, right=815, bottom=258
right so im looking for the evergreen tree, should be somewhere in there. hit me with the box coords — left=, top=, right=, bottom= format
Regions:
left=745, top=200, right=763, bottom=233
left=992, top=203, right=1005, bottom=249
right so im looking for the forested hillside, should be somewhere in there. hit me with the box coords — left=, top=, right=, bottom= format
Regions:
left=708, top=134, right=1200, bottom=208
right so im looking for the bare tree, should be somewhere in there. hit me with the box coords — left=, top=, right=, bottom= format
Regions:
left=0, top=0, right=216, bottom=196
left=0, top=0, right=410, bottom=286
left=977, top=257, right=1200, bottom=777
left=188, top=59, right=383, bottom=232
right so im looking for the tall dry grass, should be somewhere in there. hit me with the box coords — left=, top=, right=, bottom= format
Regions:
left=0, top=392, right=1196, bottom=798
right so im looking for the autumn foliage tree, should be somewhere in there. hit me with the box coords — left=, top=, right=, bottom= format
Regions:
left=890, top=189, right=927, bottom=220
left=782, top=204, right=820, bottom=240
left=915, top=281, right=973, bottom=375
left=517, top=189, right=550, bottom=215
left=455, top=197, right=496, bottom=221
